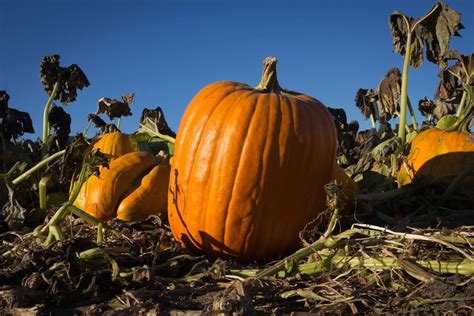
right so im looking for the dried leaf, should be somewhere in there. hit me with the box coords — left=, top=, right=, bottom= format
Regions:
left=87, top=114, right=107, bottom=131
left=377, top=68, right=401, bottom=120
left=0, top=90, right=9, bottom=117
left=47, top=104, right=71, bottom=153
left=40, top=55, right=90, bottom=104
left=389, top=13, right=425, bottom=68
left=421, top=2, right=464, bottom=68
left=435, top=67, right=461, bottom=101
left=97, top=95, right=133, bottom=120
left=355, top=89, right=378, bottom=120
left=433, top=100, right=456, bottom=119
left=59, top=133, right=90, bottom=185
left=418, top=97, right=436, bottom=119
left=1, top=108, right=35, bottom=141
left=138, top=106, right=176, bottom=138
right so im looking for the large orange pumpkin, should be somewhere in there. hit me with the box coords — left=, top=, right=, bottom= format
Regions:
left=168, top=57, right=338, bottom=261
left=74, top=151, right=170, bottom=221
left=398, top=128, right=474, bottom=186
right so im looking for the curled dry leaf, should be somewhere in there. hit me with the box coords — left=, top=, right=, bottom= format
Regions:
left=420, top=2, right=464, bottom=68
left=139, top=106, right=176, bottom=138
left=389, top=2, right=463, bottom=69
left=435, top=66, right=461, bottom=101
left=59, top=133, right=90, bottom=185
left=389, top=13, right=426, bottom=68
left=87, top=114, right=107, bottom=131
left=47, top=104, right=71, bottom=153
left=377, top=68, right=401, bottom=120
left=97, top=94, right=133, bottom=120
left=40, top=55, right=90, bottom=104
left=0, top=90, right=10, bottom=116
left=0, top=90, right=35, bottom=141
left=355, top=88, right=378, bottom=120
left=418, top=97, right=436, bottom=124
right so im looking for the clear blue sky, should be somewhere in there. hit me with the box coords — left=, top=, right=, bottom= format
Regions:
left=1, top=0, right=473, bottom=139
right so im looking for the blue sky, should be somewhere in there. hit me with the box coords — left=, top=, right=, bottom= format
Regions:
left=1, top=0, right=473, bottom=139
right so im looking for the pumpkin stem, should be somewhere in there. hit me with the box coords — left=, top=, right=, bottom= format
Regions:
left=255, top=56, right=283, bottom=93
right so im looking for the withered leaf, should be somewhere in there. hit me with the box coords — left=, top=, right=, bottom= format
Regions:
left=433, top=100, right=456, bottom=120
left=40, top=55, right=90, bottom=104
left=0, top=90, right=10, bottom=117
left=446, top=51, right=474, bottom=86
left=421, top=2, right=464, bottom=68
left=328, top=107, right=348, bottom=132
left=418, top=97, right=436, bottom=117
left=47, top=104, right=71, bottom=153
left=389, top=13, right=426, bottom=68
left=87, top=114, right=107, bottom=131
left=59, top=133, right=91, bottom=185
left=97, top=95, right=133, bottom=120
left=377, top=68, right=401, bottom=120
left=139, top=106, right=176, bottom=138
left=355, top=89, right=378, bottom=120
left=435, top=66, right=461, bottom=101
left=1, top=108, right=35, bottom=141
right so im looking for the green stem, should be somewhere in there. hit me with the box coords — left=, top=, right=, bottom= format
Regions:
left=407, top=96, right=419, bottom=131
left=139, top=123, right=176, bottom=144
left=397, top=29, right=413, bottom=146
left=97, top=223, right=103, bottom=245
left=455, top=90, right=467, bottom=117
left=39, top=174, right=52, bottom=211
left=256, top=228, right=361, bottom=278
left=11, top=149, right=65, bottom=186
left=116, top=117, right=121, bottom=130
left=42, top=79, right=63, bottom=149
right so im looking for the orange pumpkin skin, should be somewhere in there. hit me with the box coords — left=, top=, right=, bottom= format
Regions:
left=76, top=152, right=169, bottom=221
left=93, top=132, right=135, bottom=161
left=398, top=129, right=474, bottom=186
left=168, top=62, right=337, bottom=261
left=117, top=163, right=171, bottom=221
left=73, top=132, right=135, bottom=209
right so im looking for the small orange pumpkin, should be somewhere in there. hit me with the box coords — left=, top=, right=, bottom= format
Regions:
left=93, top=131, right=135, bottom=161
left=397, top=128, right=474, bottom=186
left=75, top=151, right=170, bottom=221
left=73, top=132, right=135, bottom=208
left=168, top=57, right=337, bottom=261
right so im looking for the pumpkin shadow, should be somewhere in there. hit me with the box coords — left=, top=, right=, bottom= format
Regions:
left=411, top=151, right=474, bottom=185
left=170, top=168, right=240, bottom=259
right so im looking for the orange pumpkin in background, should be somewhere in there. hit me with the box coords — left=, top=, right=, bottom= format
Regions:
left=93, top=131, right=135, bottom=161
left=75, top=151, right=170, bottom=221
left=72, top=131, right=135, bottom=209
left=397, top=128, right=474, bottom=186
left=168, top=57, right=338, bottom=262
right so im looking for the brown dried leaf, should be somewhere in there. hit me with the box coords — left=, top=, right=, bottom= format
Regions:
left=389, top=13, right=425, bottom=68
left=355, top=89, right=378, bottom=120
left=47, top=104, right=71, bottom=153
left=433, top=100, right=456, bottom=120
left=138, top=106, right=176, bottom=138
left=40, top=55, right=90, bottom=104
left=420, top=2, right=464, bottom=68
left=377, top=68, right=401, bottom=120
left=59, top=133, right=90, bottom=185
left=97, top=95, right=133, bottom=120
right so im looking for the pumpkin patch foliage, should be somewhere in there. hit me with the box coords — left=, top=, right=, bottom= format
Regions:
left=1, top=1, right=473, bottom=314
